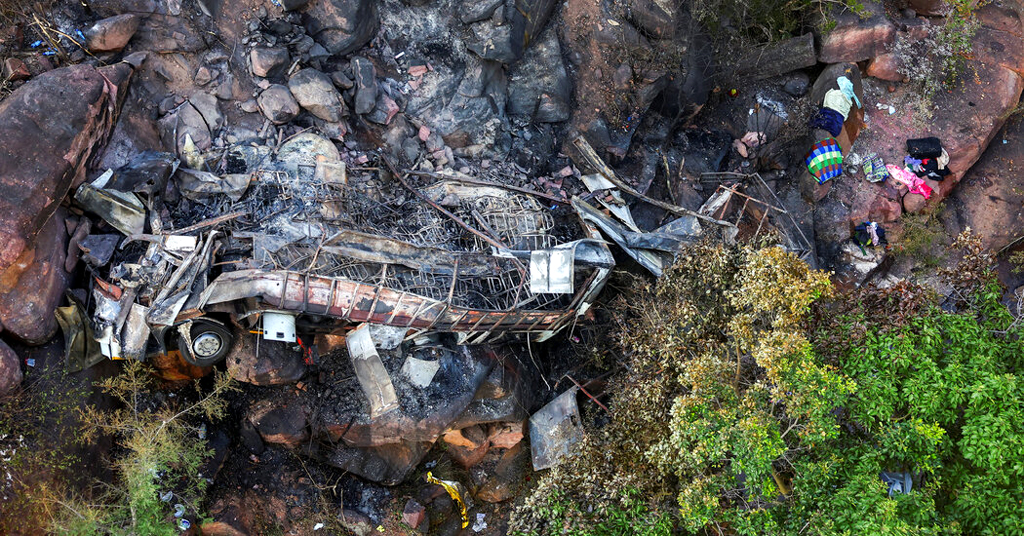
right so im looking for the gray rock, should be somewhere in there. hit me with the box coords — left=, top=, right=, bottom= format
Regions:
left=288, top=68, right=346, bottom=122
left=626, top=0, right=679, bottom=39
left=85, top=13, right=140, bottom=52
left=331, top=70, right=354, bottom=89
left=303, top=0, right=379, bottom=56
left=460, top=0, right=503, bottom=24
left=0, top=339, right=21, bottom=396
left=467, top=21, right=516, bottom=63
left=351, top=56, right=377, bottom=115
left=187, top=92, right=224, bottom=132
left=280, top=0, right=312, bottom=9
left=250, top=47, right=290, bottom=78
left=783, top=72, right=810, bottom=97
left=240, top=99, right=260, bottom=113
left=257, top=84, right=301, bottom=124
left=158, top=100, right=211, bottom=154
left=507, top=29, right=570, bottom=122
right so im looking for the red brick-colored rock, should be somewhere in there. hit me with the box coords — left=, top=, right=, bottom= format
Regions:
left=3, top=58, right=29, bottom=81
left=0, top=210, right=71, bottom=345
left=819, top=15, right=895, bottom=64
left=866, top=53, right=904, bottom=82
left=0, top=338, right=22, bottom=396
left=0, top=63, right=132, bottom=274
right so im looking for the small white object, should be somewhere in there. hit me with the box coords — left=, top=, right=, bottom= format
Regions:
left=395, top=51, right=405, bottom=59
left=262, top=312, right=297, bottom=343
left=314, top=523, right=325, bottom=531
left=91, top=169, right=114, bottom=189
left=472, top=513, right=487, bottom=532
left=888, top=106, right=895, bottom=115
left=174, top=504, right=186, bottom=518
left=160, top=491, right=173, bottom=502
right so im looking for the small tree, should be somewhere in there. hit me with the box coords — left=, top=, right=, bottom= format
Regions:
left=49, top=361, right=236, bottom=535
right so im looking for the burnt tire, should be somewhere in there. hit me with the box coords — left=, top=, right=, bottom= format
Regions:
left=179, top=320, right=233, bottom=367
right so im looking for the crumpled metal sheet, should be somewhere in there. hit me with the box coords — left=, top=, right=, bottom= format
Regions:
left=529, top=387, right=582, bottom=470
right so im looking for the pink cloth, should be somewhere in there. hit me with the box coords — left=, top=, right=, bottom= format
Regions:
left=886, top=165, right=932, bottom=199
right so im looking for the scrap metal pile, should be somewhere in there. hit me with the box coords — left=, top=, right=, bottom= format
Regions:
left=66, top=130, right=812, bottom=374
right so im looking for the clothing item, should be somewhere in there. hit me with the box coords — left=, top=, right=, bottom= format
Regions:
left=837, top=76, right=862, bottom=108
left=906, top=137, right=942, bottom=159
left=806, top=138, right=844, bottom=184
left=809, top=107, right=845, bottom=137
left=854, top=221, right=887, bottom=248
left=822, top=89, right=852, bottom=119
left=937, top=148, right=950, bottom=169
left=887, top=164, right=933, bottom=199
left=862, top=153, right=889, bottom=183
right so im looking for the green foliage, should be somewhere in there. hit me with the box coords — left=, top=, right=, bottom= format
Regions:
left=896, top=204, right=948, bottom=268
left=47, top=361, right=237, bottom=535
left=514, top=231, right=1024, bottom=535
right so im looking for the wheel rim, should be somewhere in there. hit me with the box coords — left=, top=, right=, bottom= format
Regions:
left=192, top=332, right=223, bottom=358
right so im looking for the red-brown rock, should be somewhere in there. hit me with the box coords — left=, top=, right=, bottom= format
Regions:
left=819, top=12, right=895, bottom=64
left=951, top=118, right=1024, bottom=250
left=487, top=421, right=524, bottom=449
left=0, top=338, right=22, bottom=396
left=402, top=499, right=427, bottom=529
left=3, top=58, right=30, bottom=81
left=474, top=443, right=530, bottom=503
left=0, top=63, right=133, bottom=273
left=443, top=424, right=490, bottom=468
left=866, top=53, right=904, bottom=82
left=0, top=210, right=71, bottom=344
left=150, top=350, right=212, bottom=381
left=85, top=14, right=140, bottom=52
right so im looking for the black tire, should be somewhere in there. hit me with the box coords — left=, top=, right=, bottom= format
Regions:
left=178, top=319, right=234, bottom=367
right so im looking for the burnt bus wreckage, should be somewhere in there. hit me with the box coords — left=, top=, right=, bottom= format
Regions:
left=70, top=133, right=789, bottom=368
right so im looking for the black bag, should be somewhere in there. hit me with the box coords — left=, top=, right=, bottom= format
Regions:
left=906, top=137, right=942, bottom=159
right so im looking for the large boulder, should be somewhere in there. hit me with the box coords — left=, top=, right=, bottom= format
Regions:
left=817, top=3, right=895, bottom=63
left=950, top=119, right=1024, bottom=250
left=848, top=4, right=1024, bottom=208
left=0, top=210, right=72, bottom=345
left=302, top=0, right=379, bottom=56
left=507, top=28, right=571, bottom=123
left=0, top=339, right=22, bottom=397
left=0, top=63, right=133, bottom=273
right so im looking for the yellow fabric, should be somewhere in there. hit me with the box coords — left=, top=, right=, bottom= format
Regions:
left=426, top=472, right=468, bottom=528
left=823, top=89, right=852, bottom=120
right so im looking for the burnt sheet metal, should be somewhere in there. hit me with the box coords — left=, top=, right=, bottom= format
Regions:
left=121, top=303, right=151, bottom=360
left=580, top=173, right=641, bottom=233
left=176, top=168, right=251, bottom=202
left=55, top=298, right=105, bottom=372
left=400, top=356, right=440, bottom=388
left=572, top=197, right=667, bottom=276
left=74, top=181, right=146, bottom=236
left=346, top=324, right=401, bottom=418
left=200, top=269, right=576, bottom=341
left=322, top=230, right=506, bottom=277
left=78, top=234, right=121, bottom=267
left=529, top=245, right=575, bottom=295
left=106, top=151, right=179, bottom=195
left=529, top=387, right=583, bottom=470
left=148, top=231, right=217, bottom=326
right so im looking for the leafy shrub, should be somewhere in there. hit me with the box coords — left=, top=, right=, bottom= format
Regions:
left=514, top=232, right=1024, bottom=535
